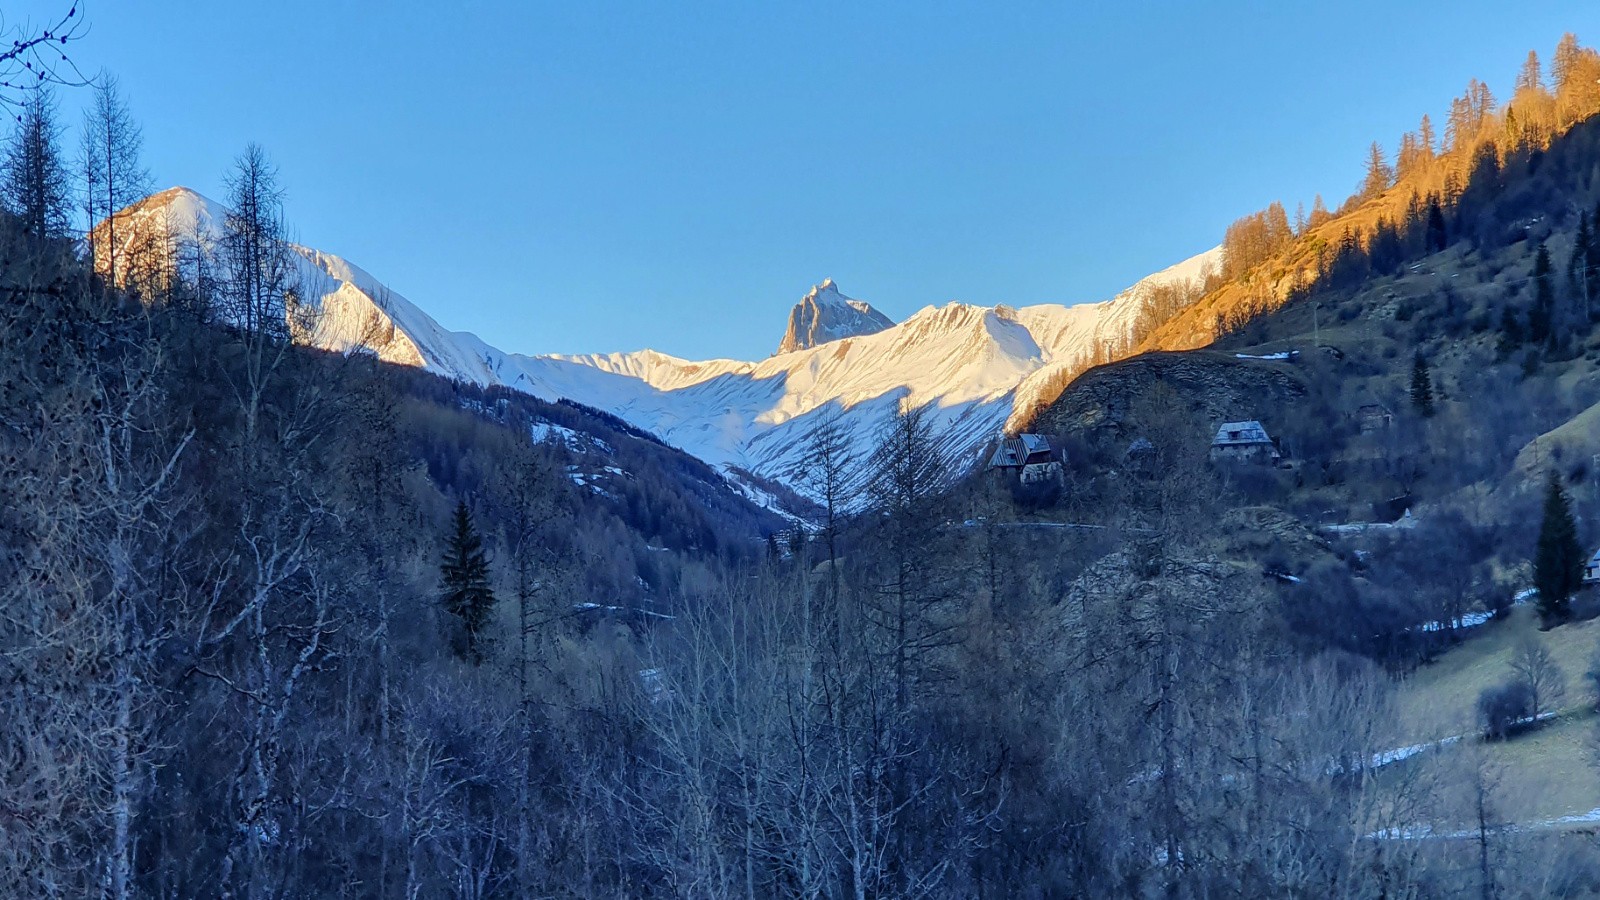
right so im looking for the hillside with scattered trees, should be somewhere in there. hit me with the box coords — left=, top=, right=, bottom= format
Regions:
left=1136, top=34, right=1600, bottom=353
left=1008, top=36, right=1600, bottom=441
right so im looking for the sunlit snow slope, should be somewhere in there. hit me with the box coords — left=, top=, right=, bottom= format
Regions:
left=117, top=187, right=1218, bottom=510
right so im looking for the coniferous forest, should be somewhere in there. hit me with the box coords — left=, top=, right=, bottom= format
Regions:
left=18, top=8, right=1600, bottom=899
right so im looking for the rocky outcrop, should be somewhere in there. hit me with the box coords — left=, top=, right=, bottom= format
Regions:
left=1030, top=350, right=1309, bottom=439
left=774, top=279, right=894, bottom=355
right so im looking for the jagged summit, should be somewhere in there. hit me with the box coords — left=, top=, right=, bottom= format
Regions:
left=773, top=279, right=894, bottom=355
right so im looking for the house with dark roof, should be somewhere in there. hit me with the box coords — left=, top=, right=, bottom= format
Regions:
left=1209, top=420, right=1280, bottom=465
left=987, top=433, right=1063, bottom=484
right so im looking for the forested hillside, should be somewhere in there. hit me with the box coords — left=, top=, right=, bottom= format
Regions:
left=0, top=144, right=807, bottom=892
left=1033, top=36, right=1600, bottom=545
left=1136, top=34, right=1600, bottom=354
left=1007, top=39, right=1600, bottom=441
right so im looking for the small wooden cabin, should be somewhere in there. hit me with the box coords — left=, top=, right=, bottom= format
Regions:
left=987, top=433, right=1063, bottom=484
left=1209, top=420, right=1280, bottom=465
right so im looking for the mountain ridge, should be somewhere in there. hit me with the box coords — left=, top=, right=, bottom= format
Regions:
left=113, top=186, right=1219, bottom=510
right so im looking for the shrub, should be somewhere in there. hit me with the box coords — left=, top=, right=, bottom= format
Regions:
left=1479, top=680, right=1534, bottom=739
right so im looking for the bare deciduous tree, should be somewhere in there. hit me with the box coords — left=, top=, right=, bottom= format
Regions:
left=1510, top=634, right=1567, bottom=722
left=81, top=73, right=151, bottom=288
left=0, top=6, right=87, bottom=111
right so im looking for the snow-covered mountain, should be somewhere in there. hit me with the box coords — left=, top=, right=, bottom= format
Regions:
left=774, top=278, right=894, bottom=354
left=115, top=187, right=1219, bottom=512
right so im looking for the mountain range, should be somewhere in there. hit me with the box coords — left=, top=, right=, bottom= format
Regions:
left=115, top=186, right=1218, bottom=510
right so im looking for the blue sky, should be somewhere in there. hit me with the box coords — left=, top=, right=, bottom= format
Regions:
left=18, top=1, right=1597, bottom=359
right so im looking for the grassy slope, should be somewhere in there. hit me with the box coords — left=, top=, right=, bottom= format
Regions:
left=1393, top=604, right=1600, bottom=825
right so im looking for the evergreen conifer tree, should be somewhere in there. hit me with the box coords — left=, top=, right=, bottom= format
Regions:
left=1425, top=197, right=1448, bottom=253
left=440, top=500, right=497, bottom=662
left=1498, top=305, right=1524, bottom=358
left=1588, top=199, right=1600, bottom=319
left=1, top=87, right=70, bottom=239
left=1573, top=214, right=1592, bottom=302
left=1410, top=352, right=1435, bottom=417
left=1534, top=472, right=1584, bottom=624
left=1530, top=243, right=1555, bottom=348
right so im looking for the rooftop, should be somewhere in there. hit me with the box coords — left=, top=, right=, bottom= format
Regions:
left=1212, top=420, right=1273, bottom=446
